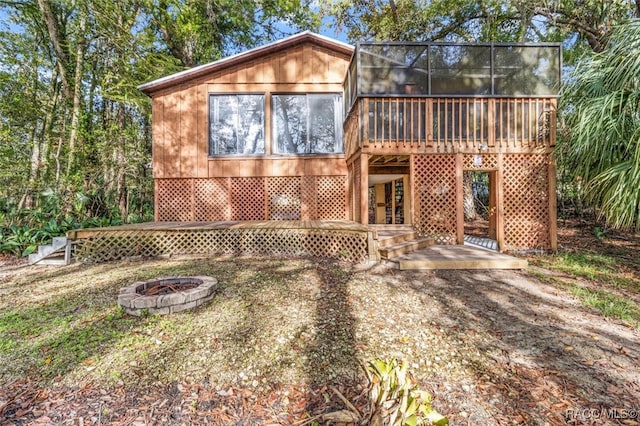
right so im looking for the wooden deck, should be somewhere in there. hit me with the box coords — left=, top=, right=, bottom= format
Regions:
left=68, top=220, right=375, bottom=264
left=67, top=221, right=527, bottom=270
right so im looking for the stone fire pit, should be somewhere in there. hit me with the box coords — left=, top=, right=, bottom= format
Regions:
left=118, top=276, right=217, bottom=316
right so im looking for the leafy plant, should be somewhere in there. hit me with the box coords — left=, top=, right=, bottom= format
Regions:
left=363, top=358, right=448, bottom=426
left=592, top=226, right=606, bottom=240
left=317, top=359, right=448, bottom=425
left=0, top=225, right=42, bottom=256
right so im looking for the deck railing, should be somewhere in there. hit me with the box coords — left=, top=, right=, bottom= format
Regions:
left=344, top=97, right=556, bottom=155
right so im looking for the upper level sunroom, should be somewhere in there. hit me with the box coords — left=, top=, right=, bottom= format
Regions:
left=343, top=42, right=562, bottom=156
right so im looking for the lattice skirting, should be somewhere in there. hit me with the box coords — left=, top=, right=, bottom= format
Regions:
left=412, top=154, right=457, bottom=244
left=502, top=154, right=551, bottom=250
left=156, top=176, right=347, bottom=222
left=75, top=228, right=369, bottom=263
left=411, top=153, right=552, bottom=249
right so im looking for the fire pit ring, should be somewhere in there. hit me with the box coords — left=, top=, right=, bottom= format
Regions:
left=118, top=276, right=218, bottom=316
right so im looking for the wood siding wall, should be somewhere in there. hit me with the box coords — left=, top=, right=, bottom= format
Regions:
left=151, top=42, right=351, bottom=180
left=150, top=41, right=352, bottom=221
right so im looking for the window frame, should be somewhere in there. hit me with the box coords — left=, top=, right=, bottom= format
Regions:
left=208, top=93, right=266, bottom=157
left=271, top=92, right=344, bottom=156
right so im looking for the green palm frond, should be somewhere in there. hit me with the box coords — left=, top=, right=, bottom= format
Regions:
left=560, top=20, right=640, bottom=230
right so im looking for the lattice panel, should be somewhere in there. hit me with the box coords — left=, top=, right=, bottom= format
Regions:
left=503, top=154, right=550, bottom=250
left=194, top=178, right=230, bottom=221
left=75, top=228, right=368, bottom=263
left=157, top=179, right=194, bottom=221
left=316, top=176, right=347, bottom=220
left=230, top=178, right=266, bottom=220
left=413, top=155, right=457, bottom=244
left=266, top=177, right=301, bottom=220
left=352, top=160, right=362, bottom=222
left=463, top=154, right=498, bottom=170
left=300, top=176, right=316, bottom=220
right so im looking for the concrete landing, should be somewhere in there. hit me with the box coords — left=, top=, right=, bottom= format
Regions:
left=392, top=245, right=528, bottom=270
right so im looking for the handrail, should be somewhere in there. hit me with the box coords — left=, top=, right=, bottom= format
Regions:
left=345, top=97, right=556, bottom=155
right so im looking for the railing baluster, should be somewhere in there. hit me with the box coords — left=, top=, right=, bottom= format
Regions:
left=444, top=98, right=449, bottom=146
left=347, top=96, right=554, bottom=153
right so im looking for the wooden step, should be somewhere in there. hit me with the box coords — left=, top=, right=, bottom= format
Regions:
left=378, top=231, right=418, bottom=248
left=395, top=246, right=528, bottom=270
left=369, top=224, right=413, bottom=230
left=379, top=237, right=435, bottom=259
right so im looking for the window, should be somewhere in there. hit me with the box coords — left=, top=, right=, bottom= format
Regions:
left=272, top=94, right=343, bottom=154
left=209, top=94, right=264, bottom=155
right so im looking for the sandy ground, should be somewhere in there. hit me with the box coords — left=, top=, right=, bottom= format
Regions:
left=0, top=252, right=639, bottom=425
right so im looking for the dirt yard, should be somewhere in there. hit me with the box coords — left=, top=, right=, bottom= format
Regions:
left=0, top=222, right=639, bottom=425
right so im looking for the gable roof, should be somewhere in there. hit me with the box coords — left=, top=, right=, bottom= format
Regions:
left=138, top=31, right=354, bottom=95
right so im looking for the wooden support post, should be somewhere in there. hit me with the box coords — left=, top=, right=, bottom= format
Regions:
left=360, top=153, right=369, bottom=225
left=409, top=155, right=416, bottom=228
left=548, top=154, right=558, bottom=251
left=391, top=180, right=397, bottom=224
left=403, top=174, right=410, bottom=225
left=496, top=153, right=505, bottom=251
left=344, top=168, right=350, bottom=221
left=367, top=231, right=379, bottom=262
left=375, top=184, right=385, bottom=224
left=455, top=153, right=464, bottom=245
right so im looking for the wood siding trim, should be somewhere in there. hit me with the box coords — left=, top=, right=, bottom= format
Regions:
left=206, top=157, right=347, bottom=178
left=164, top=92, right=180, bottom=178
left=151, top=97, right=164, bottom=178
left=196, top=84, right=208, bottom=177
left=181, top=84, right=198, bottom=177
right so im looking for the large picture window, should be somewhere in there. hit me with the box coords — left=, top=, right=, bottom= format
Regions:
left=209, top=94, right=264, bottom=155
left=272, top=94, right=343, bottom=154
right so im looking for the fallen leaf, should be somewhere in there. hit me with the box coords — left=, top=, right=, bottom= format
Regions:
left=322, top=409, right=360, bottom=423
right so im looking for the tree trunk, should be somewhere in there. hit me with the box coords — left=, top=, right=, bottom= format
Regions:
left=278, top=99, right=298, bottom=153
left=463, top=172, right=476, bottom=221
left=66, top=16, right=86, bottom=177
left=117, top=104, right=128, bottom=220
left=36, top=0, right=73, bottom=99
